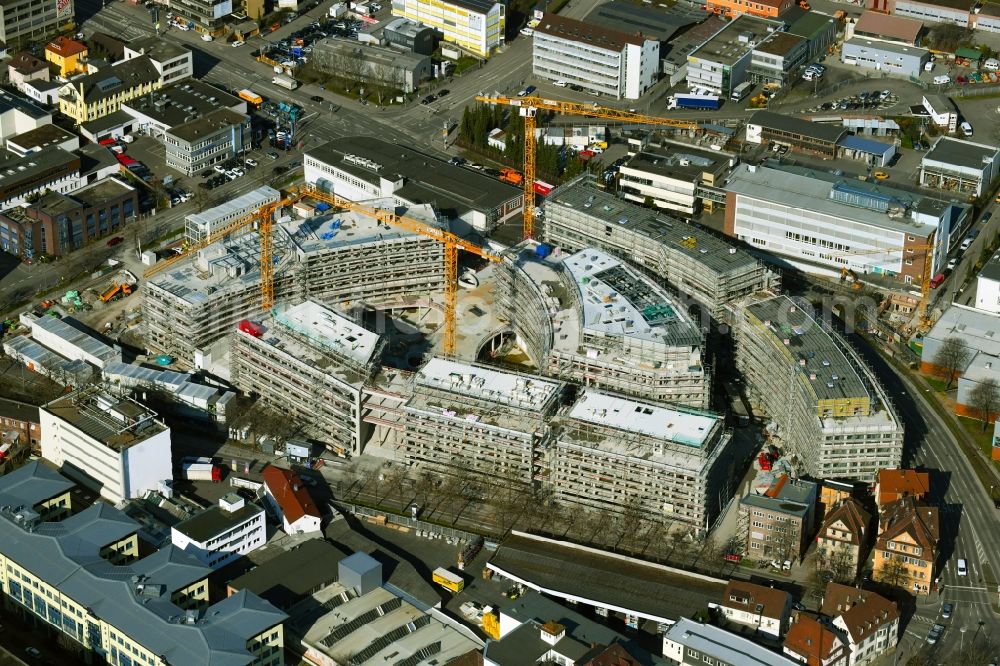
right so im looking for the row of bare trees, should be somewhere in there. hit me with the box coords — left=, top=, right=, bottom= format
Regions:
left=932, top=336, right=999, bottom=431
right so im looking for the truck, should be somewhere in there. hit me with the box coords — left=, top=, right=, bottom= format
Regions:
left=499, top=167, right=523, bottom=185
left=669, top=93, right=722, bottom=111
left=100, top=283, right=132, bottom=303
left=272, top=75, right=299, bottom=90
left=432, top=567, right=465, bottom=593
left=329, top=1, right=347, bottom=17
left=238, top=89, right=264, bottom=106
left=181, top=458, right=223, bottom=482
left=730, top=82, right=754, bottom=102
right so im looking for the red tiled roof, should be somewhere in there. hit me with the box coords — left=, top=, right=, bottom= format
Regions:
left=261, top=465, right=320, bottom=524
left=8, top=52, right=47, bottom=74
left=821, top=582, right=899, bottom=644
left=876, top=469, right=929, bottom=505
left=583, top=643, right=643, bottom=666
left=46, top=36, right=88, bottom=58
left=723, top=580, right=791, bottom=620
left=819, top=498, right=871, bottom=546
left=784, top=615, right=843, bottom=665
left=875, top=497, right=939, bottom=560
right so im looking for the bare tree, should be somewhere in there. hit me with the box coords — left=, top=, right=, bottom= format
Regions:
left=969, top=378, right=1000, bottom=431
left=824, top=546, right=856, bottom=584
left=384, top=465, right=409, bottom=510
left=876, top=553, right=908, bottom=589
left=770, top=518, right=799, bottom=564
left=932, top=336, right=970, bottom=390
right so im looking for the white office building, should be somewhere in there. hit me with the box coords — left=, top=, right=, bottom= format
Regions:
left=171, top=493, right=266, bottom=569
left=184, top=186, right=280, bottom=244
left=40, top=386, right=172, bottom=504
left=663, top=618, right=800, bottom=665
left=975, top=250, right=1000, bottom=314
left=532, top=14, right=659, bottom=100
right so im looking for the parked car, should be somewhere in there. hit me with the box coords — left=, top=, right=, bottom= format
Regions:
left=960, top=121, right=973, bottom=137
left=933, top=74, right=951, bottom=85
left=25, top=648, right=41, bottom=658
left=245, top=158, right=258, bottom=168
left=942, top=602, right=954, bottom=619
left=267, top=151, right=279, bottom=160
left=437, top=88, right=450, bottom=97
left=926, top=624, right=945, bottom=645
left=106, top=236, right=124, bottom=247
left=310, top=95, right=323, bottom=102
left=231, top=39, right=245, bottom=47
left=948, top=257, right=959, bottom=271
left=421, top=95, right=436, bottom=104
left=214, top=165, right=227, bottom=174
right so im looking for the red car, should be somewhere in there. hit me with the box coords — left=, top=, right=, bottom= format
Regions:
left=106, top=236, right=124, bottom=247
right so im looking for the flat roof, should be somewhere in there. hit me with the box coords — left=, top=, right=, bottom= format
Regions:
left=563, top=248, right=701, bottom=347
left=547, top=177, right=761, bottom=276
left=690, top=15, right=783, bottom=66
left=980, top=247, right=1000, bottom=282
left=584, top=0, right=701, bottom=42
left=488, top=532, right=725, bottom=623
left=2, top=334, right=92, bottom=378
left=0, top=86, right=50, bottom=118
left=749, top=110, right=846, bottom=143
left=228, top=539, right=345, bottom=609
left=80, top=109, right=135, bottom=135
left=843, top=37, right=929, bottom=58
left=166, top=108, right=247, bottom=143
left=924, top=304, right=1000, bottom=358
left=664, top=618, right=799, bottom=665
left=172, top=501, right=262, bottom=543
left=186, top=186, right=279, bottom=229
left=566, top=389, right=719, bottom=447
left=924, top=136, right=1000, bottom=170
left=43, top=386, right=166, bottom=451
left=414, top=357, right=562, bottom=411
left=67, top=176, right=136, bottom=208
left=103, top=360, right=189, bottom=391
left=125, top=35, right=190, bottom=61
left=838, top=134, right=895, bottom=156
left=7, top=124, right=77, bottom=151
left=755, top=31, right=805, bottom=57
left=28, top=314, right=118, bottom=365
left=0, top=147, right=78, bottom=187
left=535, top=12, right=646, bottom=50
left=280, top=200, right=441, bottom=254
left=787, top=11, right=835, bottom=40
left=624, top=145, right=731, bottom=181
left=122, top=80, right=243, bottom=128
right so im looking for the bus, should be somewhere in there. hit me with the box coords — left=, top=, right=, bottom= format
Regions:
left=730, top=82, right=754, bottom=102
left=432, top=567, right=465, bottom=593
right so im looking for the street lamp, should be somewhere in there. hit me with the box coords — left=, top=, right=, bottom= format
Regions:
left=960, top=625, right=967, bottom=650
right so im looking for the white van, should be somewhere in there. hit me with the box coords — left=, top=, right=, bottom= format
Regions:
left=553, top=80, right=569, bottom=87
left=933, top=74, right=951, bottom=85
left=957, top=558, right=968, bottom=576
left=961, top=121, right=974, bottom=137
left=985, top=58, right=1000, bottom=72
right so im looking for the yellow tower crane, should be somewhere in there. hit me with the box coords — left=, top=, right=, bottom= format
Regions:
left=474, top=95, right=702, bottom=239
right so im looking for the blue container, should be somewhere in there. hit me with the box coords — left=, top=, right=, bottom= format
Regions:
left=535, top=243, right=552, bottom=259
left=155, top=355, right=173, bottom=366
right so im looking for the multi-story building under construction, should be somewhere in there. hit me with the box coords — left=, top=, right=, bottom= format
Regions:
left=230, top=299, right=385, bottom=455
left=550, top=389, right=734, bottom=531
left=728, top=294, right=903, bottom=480
left=496, top=244, right=709, bottom=407
left=541, top=176, right=779, bottom=320
left=143, top=202, right=445, bottom=369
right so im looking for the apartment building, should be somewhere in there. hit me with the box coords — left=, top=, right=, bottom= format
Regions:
left=875, top=468, right=929, bottom=508
left=171, top=493, right=266, bottom=569
left=0, top=464, right=286, bottom=666
left=729, top=294, right=904, bottom=480
left=231, top=299, right=384, bottom=455
left=7, top=53, right=49, bottom=92
left=663, top=618, right=800, bottom=665
left=617, top=143, right=733, bottom=217
left=122, top=37, right=194, bottom=86
left=184, top=186, right=279, bottom=244
left=740, top=474, right=817, bottom=562
left=262, top=465, right=322, bottom=535
left=784, top=614, right=848, bottom=666
left=45, top=36, right=88, bottom=76
left=542, top=176, right=778, bottom=320
left=552, top=389, right=734, bottom=530
left=687, top=15, right=786, bottom=96
left=725, top=162, right=967, bottom=284
left=0, top=0, right=74, bottom=47
left=873, top=497, right=939, bottom=595
left=165, top=108, right=250, bottom=176
left=532, top=14, right=659, bottom=100
left=304, top=136, right=523, bottom=234
left=821, top=583, right=899, bottom=666
left=920, top=136, right=1000, bottom=198
left=145, top=204, right=445, bottom=368
left=58, top=56, right=162, bottom=124
left=0, top=177, right=138, bottom=258
left=396, top=358, right=563, bottom=485
left=496, top=245, right=709, bottom=407
left=719, top=580, right=792, bottom=638
left=40, top=386, right=172, bottom=504
left=391, top=0, right=504, bottom=58
left=816, top=498, right=871, bottom=582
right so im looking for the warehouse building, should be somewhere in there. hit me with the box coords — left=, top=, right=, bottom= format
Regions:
left=787, top=11, right=837, bottom=60
left=40, top=386, right=173, bottom=504
left=850, top=11, right=923, bottom=46
left=0, top=465, right=287, bottom=666
left=920, top=136, right=1000, bottom=197
left=541, top=176, right=779, bottom=320
left=882, top=0, right=975, bottom=27
left=745, top=110, right=847, bottom=157
left=975, top=2, right=1000, bottom=32
left=304, top=136, right=523, bottom=234
left=724, top=162, right=965, bottom=282
left=391, top=0, right=504, bottom=58
left=728, top=294, right=904, bottom=480
left=532, top=14, right=660, bottom=100
left=585, top=0, right=703, bottom=44
left=841, top=38, right=929, bottom=78
left=686, top=15, right=785, bottom=96
left=231, top=299, right=385, bottom=455
left=552, top=389, right=735, bottom=529
left=617, top=143, right=733, bottom=216
left=145, top=203, right=445, bottom=369
left=495, top=244, right=710, bottom=407
left=395, top=358, right=564, bottom=485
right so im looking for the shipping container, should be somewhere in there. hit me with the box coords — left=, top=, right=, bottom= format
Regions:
left=432, top=567, right=464, bottom=593
left=533, top=179, right=554, bottom=196
left=238, top=319, right=264, bottom=337
left=181, top=461, right=222, bottom=481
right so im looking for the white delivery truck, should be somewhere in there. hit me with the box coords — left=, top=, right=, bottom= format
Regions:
left=272, top=75, right=299, bottom=90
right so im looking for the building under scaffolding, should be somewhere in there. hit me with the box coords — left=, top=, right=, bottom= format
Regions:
left=143, top=201, right=445, bottom=368
left=728, top=294, right=903, bottom=480
left=541, top=176, right=778, bottom=320
left=496, top=244, right=710, bottom=407
left=230, top=299, right=385, bottom=454
left=551, top=389, right=734, bottom=532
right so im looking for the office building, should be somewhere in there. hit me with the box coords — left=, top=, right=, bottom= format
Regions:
left=58, top=56, right=162, bottom=124
left=617, top=143, right=732, bottom=216
left=552, top=389, right=734, bottom=530
left=719, top=580, right=792, bottom=638
left=231, top=299, right=384, bottom=455
left=729, top=294, right=904, bottom=480
left=532, top=14, right=660, bottom=100
left=383, top=17, right=438, bottom=54
left=663, top=618, right=800, bottom=665
left=739, top=473, right=818, bottom=562
left=304, top=136, right=523, bottom=234
left=920, top=136, right=1000, bottom=197
left=7, top=124, right=80, bottom=157
left=0, top=465, right=287, bottom=666
left=311, top=39, right=432, bottom=93
left=122, top=37, right=193, bottom=86
left=787, top=11, right=837, bottom=60
left=749, top=31, right=808, bottom=87
left=821, top=583, right=899, bottom=664
left=0, top=147, right=81, bottom=210
left=171, top=493, right=266, bottom=569
left=396, top=358, right=564, bottom=483
left=816, top=498, right=871, bottom=581
left=496, top=245, right=710, bottom=407
left=0, top=0, right=74, bottom=47
left=121, top=80, right=246, bottom=140
left=184, top=186, right=280, bottom=244
left=0, top=177, right=138, bottom=258
left=165, top=108, right=250, bottom=176
left=872, top=497, right=938, bottom=595
left=841, top=38, right=929, bottom=78
left=542, top=176, right=779, bottom=319
left=976, top=249, right=1000, bottom=314
left=704, top=0, right=794, bottom=18
left=725, top=162, right=968, bottom=283
left=391, top=0, right=504, bottom=58
left=40, top=386, right=172, bottom=504
left=170, top=0, right=234, bottom=33
left=262, top=465, right=322, bottom=535
left=686, top=15, right=785, bottom=96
